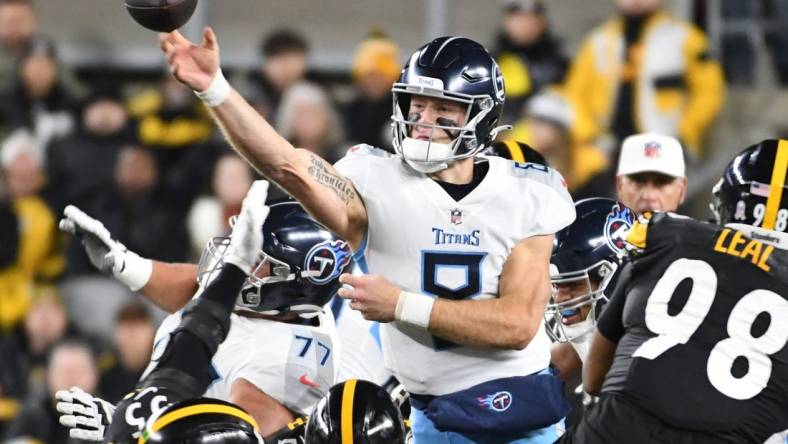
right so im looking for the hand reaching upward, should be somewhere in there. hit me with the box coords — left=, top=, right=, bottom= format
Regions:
left=159, top=27, right=220, bottom=92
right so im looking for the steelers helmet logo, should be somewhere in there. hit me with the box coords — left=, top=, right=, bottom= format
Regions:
left=304, top=240, right=352, bottom=285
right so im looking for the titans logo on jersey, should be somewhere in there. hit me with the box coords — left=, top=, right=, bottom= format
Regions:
left=477, top=391, right=513, bottom=412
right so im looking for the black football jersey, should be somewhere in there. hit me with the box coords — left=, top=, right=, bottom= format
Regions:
left=103, top=364, right=209, bottom=444
left=103, top=387, right=176, bottom=444
left=597, top=212, right=788, bottom=441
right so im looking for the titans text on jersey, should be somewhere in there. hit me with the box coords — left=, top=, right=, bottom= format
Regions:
left=432, top=228, right=481, bottom=246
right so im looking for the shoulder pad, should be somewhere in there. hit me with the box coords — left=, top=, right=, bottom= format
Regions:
left=509, top=160, right=568, bottom=191
left=624, top=212, right=689, bottom=252
left=344, top=144, right=394, bottom=158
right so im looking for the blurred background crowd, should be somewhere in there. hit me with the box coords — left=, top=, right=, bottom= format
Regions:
left=1, top=0, right=787, bottom=441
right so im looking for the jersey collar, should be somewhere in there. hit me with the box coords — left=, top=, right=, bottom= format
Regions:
left=726, top=223, right=788, bottom=250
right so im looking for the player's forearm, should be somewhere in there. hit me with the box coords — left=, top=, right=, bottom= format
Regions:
left=149, top=264, right=247, bottom=395
left=551, top=342, right=582, bottom=382
left=209, top=89, right=298, bottom=182
left=427, top=242, right=552, bottom=350
left=429, top=297, right=543, bottom=349
left=140, top=262, right=199, bottom=313
left=582, top=331, right=617, bottom=395
left=208, top=92, right=366, bottom=246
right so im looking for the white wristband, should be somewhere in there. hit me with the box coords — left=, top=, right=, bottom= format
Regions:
left=395, top=291, right=435, bottom=329
left=194, top=69, right=231, bottom=107
left=115, top=250, right=153, bottom=292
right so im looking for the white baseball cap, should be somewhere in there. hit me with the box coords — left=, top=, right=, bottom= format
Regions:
left=616, top=133, right=685, bottom=178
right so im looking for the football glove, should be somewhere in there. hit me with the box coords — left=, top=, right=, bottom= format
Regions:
left=224, top=180, right=270, bottom=274
left=56, top=386, right=115, bottom=442
left=59, top=205, right=152, bottom=291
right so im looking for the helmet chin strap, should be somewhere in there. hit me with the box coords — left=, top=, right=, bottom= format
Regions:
left=400, top=137, right=451, bottom=173
left=566, top=317, right=594, bottom=363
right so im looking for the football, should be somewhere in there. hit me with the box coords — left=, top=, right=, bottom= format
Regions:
left=125, top=0, right=198, bottom=33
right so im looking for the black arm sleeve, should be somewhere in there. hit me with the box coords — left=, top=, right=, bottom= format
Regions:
left=146, top=264, right=247, bottom=394
left=596, top=261, right=634, bottom=343
left=105, top=265, right=251, bottom=443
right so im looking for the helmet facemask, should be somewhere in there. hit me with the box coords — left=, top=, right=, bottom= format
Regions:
left=391, top=86, right=506, bottom=173
left=196, top=218, right=327, bottom=317
left=544, top=260, right=618, bottom=343
left=709, top=178, right=725, bottom=224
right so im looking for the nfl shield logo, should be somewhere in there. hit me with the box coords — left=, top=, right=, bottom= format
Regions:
left=644, top=141, right=661, bottom=158
left=450, top=208, right=462, bottom=225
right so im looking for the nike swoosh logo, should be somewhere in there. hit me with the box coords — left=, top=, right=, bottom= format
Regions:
left=299, top=374, right=320, bottom=388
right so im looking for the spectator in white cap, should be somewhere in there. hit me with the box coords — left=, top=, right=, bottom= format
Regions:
left=615, top=132, right=686, bottom=212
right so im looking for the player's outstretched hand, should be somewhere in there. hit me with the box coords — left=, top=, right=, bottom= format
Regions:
left=225, top=180, right=270, bottom=274
left=159, top=27, right=220, bottom=92
left=56, top=386, right=115, bottom=442
left=59, top=205, right=124, bottom=274
left=59, top=205, right=152, bottom=291
left=337, top=273, right=400, bottom=322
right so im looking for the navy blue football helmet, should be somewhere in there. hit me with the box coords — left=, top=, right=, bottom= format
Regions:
left=545, top=198, right=637, bottom=342
left=391, top=36, right=508, bottom=173
left=712, top=139, right=788, bottom=232
left=198, top=201, right=355, bottom=316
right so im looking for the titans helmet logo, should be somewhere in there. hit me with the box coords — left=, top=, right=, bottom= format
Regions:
left=605, top=204, right=635, bottom=253
left=304, top=240, right=352, bottom=285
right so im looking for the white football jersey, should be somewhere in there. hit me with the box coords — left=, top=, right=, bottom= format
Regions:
left=145, top=307, right=340, bottom=416
left=334, top=146, right=575, bottom=395
left=333, top=296, right=392, bottom=385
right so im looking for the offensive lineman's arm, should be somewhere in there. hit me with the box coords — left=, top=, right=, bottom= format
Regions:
left=583, top=332, right=616, bottom=395
left=141, top=262, right=199, bottom=313
left=428, top=234, right=554, bottom=349
left=158, top=29, right=367, bottom=248
left=59, top=206, right=198, bottom=313
left=583, top=261, right=632, bottom=395
left=551, top=342, right=583, bottom=383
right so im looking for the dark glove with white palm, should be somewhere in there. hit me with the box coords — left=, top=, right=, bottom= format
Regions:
left=59, top=205, right=152, bottom=291
left=55, top=386, right=116, bottom=442
left=224, top=180, right=270, bottom=274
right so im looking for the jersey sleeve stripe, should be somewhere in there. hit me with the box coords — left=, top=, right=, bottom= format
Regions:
left=762, top=139, right=788, bottom=230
